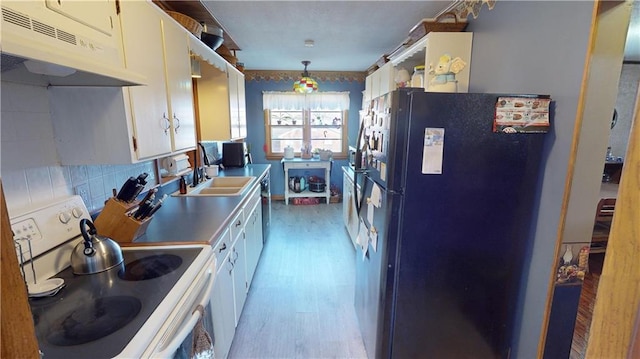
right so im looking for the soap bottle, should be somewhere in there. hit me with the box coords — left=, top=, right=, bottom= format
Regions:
left=179, top=176, right=187, bottom=194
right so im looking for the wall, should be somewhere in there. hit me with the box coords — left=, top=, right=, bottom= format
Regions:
left=243, top=74, right=364, bottom=197
left=465, top=1, right=596, bottom=357
left=0, top=81, right=156, bottom=215
left=610, top=63, right=640, bottom=158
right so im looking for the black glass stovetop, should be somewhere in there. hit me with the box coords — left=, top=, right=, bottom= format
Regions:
left=29, top=246, right=202, bottom=359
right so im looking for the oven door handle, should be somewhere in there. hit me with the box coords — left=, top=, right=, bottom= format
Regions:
left=151, top=259, right=216, bottom=358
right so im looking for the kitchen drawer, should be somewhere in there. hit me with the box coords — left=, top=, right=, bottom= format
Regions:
left=229, top=208, right=245, bottom=240
left=285, top=161, right=331, bottom=169
left=213, top=226, right=232, bottom=273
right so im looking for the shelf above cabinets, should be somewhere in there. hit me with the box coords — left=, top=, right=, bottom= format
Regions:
left=363, top=32, right=473, bottom=104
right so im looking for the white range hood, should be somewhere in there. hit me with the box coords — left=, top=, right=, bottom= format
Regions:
left=0, top=1, right=146, bottom=87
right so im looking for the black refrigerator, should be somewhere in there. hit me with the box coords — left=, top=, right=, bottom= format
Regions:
left=354, top=89, right=549, bottom=359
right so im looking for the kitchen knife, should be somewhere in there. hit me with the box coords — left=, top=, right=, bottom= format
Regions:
left=116, top=177, right=137, bottom=201
left=145, top=202, right=162, bottom=218
left=140, top=186, right=158, bottom=204
left=130, top=172, right=149, bottom=201
left=143, top=194, right=168, bottom=219
left=133, top=199, right=153, bottom=220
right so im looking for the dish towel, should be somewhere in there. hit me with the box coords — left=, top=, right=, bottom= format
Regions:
left=190, top=305, right=214, bottom=359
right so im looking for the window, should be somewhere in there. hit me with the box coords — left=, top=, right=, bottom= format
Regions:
left=263, top=92, right=349, bottom=159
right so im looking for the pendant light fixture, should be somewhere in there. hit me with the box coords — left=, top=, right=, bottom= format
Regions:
left=293, top=60, right=318, bottom=93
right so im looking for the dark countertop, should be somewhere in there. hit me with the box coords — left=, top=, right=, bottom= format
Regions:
left=136, top=164, right=270, bottom=245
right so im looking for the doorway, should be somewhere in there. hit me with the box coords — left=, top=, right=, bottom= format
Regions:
left=542, top=1, right=638, bottom=358
left=570, top=59, right=639, bottom=358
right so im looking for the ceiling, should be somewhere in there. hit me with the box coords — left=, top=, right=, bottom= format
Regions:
left=200, top=1, right=454, bottom=71
left=191, top=1, right=639, bottom=72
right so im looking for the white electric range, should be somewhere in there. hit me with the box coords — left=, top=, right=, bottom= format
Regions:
left=10, top=196, right=215, bottom=358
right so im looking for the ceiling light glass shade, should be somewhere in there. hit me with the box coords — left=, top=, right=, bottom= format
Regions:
left=293, top=77, right=318, bottom=93
left=293, top=60, right=318, bottom=93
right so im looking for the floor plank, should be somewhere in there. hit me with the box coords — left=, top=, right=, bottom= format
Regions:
left=228, top=201, right=367, bottom=359
left=570, top=253, right=605, bottom=359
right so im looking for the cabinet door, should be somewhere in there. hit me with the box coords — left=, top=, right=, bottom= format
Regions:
left=245, top=201, right=263, bottom=286
left=236, top=70, right=247, bottom=139
left=364, top=75, right=372, bottom=106
left=367, top=72, right=379, bottom=100
left=161, top=15, right=197, bottom=152
left=119, top=1, right=172, bottom=159
left=227, top=65, right=241, bottom=139
left=231, top=232, right=247, bottom=327
left=211, top=229, right=235, bottom=359
left=211, top=260, right=235, bottom=359
left=195, top=63, right=232, bottom=141
left=343, top=172, right=351, bottom=229
left=378, top=62, right=396, bottom=96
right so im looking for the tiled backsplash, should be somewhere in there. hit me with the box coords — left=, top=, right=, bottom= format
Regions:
left=2, top=163, right=155, bottom=215
left=1, top=81, right=156, bottom=215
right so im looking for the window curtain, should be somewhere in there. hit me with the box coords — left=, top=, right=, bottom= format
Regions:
left=263, top=91, right=350, bottom=111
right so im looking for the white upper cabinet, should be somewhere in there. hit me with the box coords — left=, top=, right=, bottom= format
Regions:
left=161, top=16, right=197, bottom=152
left=49, top=1, right=196, bottom=164
left=120, top=0, right=173, bottom=159
left=228, top=64, right=247, bottom=140
left=121, top=1, right=196, bottom=156
left=366, top=61, right=395, bottom=100
left=194, top=61, right=247, bottom=141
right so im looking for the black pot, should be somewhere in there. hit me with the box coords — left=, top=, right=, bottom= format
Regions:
left=201, top=32, right=223, bottom=50
left=308, top=177, right=326, bottom=193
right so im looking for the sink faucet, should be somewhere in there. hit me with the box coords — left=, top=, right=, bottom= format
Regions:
left=192, top=166, right=204, bottom=187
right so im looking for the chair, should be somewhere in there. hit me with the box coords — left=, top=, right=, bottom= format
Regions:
left=591, top=198, right=616, bottom=253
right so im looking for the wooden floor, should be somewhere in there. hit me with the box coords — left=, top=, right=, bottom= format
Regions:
left=228, top=201, right=368, bottom=359
left=570, top=252, right=605, bottom=359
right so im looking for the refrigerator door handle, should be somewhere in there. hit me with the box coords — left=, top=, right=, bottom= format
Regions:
left=354, top=120, right=367, bottom=215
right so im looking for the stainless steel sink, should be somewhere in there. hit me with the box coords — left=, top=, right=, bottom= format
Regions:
left=180, top=176, right=255, bottom=197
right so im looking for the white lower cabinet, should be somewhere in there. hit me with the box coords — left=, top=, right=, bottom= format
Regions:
left=244, top=188, right=263, bottom=286
left=211, top=227, right=235, bottom=359
left=211, top=183, right=265, bottom=358
left=230, top=212, right=247, bottom=327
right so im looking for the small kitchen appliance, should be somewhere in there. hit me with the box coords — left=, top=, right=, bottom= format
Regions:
left=222, top=142, right=248, bottom=167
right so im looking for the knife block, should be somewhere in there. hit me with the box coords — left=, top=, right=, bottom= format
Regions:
left=94, top=198, right=153, bottom=243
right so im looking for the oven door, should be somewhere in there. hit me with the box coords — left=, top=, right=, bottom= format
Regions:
left=142, top=254, right=217, bottom=358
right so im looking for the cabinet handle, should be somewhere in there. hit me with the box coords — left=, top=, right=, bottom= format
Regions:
left=173, top=114, right=180, bottom=133
left=236, top=220, right=242, bottom=227
left=218, top=242, right=227, bottom=252
left=162, top=113, right=171, bottom=134
left=227, top=256, right=234, bottom=274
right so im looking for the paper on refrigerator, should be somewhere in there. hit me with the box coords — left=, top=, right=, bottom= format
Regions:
left=422, top=128, right=445, bottom=175
left=357, top=218, right=369, bottom=260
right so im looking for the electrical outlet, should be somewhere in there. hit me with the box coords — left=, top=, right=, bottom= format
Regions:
left=74, top=183, right=90, bottom=206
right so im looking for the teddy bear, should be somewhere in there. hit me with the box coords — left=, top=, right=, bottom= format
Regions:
left=427, top=54, right=467, bottom=93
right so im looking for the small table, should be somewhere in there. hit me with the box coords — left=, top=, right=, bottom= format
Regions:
left=282, top=158, right=332, bottom=205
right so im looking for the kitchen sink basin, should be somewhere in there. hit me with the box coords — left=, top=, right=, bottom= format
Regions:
left=180, top=176, right=255, bottom=197
left=204, top=176, right=254, bottom=188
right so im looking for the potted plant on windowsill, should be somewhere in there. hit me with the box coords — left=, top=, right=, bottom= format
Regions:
left=313, top=148, right=333, bottom=160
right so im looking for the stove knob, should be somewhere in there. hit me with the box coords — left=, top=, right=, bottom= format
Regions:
left=58, top=211, right=72, bottom=224
left=71, top=207, right=84, bottom=218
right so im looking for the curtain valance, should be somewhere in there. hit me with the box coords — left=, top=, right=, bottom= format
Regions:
left=262, top=91, right=350, bottom=111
